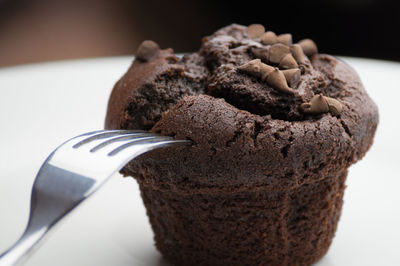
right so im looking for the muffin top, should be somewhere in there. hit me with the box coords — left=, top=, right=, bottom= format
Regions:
left=105, top=24, right=378, bottom=192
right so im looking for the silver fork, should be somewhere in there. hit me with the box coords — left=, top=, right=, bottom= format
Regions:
left=0, top=130, right=189, bottom=266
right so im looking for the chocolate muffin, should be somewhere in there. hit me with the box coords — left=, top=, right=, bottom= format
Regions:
left=105, top=24, right=378, bottom=266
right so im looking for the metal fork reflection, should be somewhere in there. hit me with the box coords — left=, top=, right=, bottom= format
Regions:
left=0, top=130, right=189, bottom=266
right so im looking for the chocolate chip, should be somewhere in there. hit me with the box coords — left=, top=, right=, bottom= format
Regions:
left=268, top=43, right=290, bottom=64
left=278, top=54, right=298, bottom=69
left=298, top=39, right=318, bottom=57
left=239, top=60, right=292, bottom=93
left=325, top=97, right=343, bottom=116
left=238, top=59, right=262, bottom=78
left=266, top=68, right=294, bottom=94
left=247, top=24, right=265, bottom=38
left=300, top=94, right=329, bottom=114
left=252, top=47, right=269, bottom=62
left=238, top=59, right=275, bottom=82
left=136, top=40, right=160, bottom=61
left=277, top=33, right=292, bottom=45
left=260, top=63, right=275, bottom=81
left=136, top=40, right=160, bottom=62
left=260, top=31, right=278, bottom=45
left=290, top=44, right=306, bottom=64
left=282, top=68, right=301, bottom=87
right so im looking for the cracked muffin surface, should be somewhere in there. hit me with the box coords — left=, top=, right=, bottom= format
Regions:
left=105, top=23, right=378, bottom=266
left=105, top=23, right=378, bottom=191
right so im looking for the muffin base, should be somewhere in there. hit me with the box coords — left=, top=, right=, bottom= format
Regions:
left=137, top=170, right=347, bottom=266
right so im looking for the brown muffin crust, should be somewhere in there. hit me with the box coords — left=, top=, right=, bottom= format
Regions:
left=106, top=49, right=208, bottom=130
left=113, top=51, right=378, bottom=192
left=105, top=23, right=379, bottom=266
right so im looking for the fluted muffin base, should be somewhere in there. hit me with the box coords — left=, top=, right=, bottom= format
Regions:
left=137, top=170, right=347, bottom=266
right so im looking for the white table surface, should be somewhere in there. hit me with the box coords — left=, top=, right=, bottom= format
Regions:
left=0, top=56, right=399, bottom=266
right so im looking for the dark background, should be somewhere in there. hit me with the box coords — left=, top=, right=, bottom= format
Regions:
left=0, top=0, right=399, bottom=67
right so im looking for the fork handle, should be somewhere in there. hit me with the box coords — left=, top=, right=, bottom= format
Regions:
left=0, top=227, right=48, bottom=266
left=0, top=164, right=95, bottom=265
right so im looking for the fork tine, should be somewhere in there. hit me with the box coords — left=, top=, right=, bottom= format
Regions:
left=89, top=133, right=159, bottom=152
left=73, top=130, right=145, bottom=148
left=108, top=136, right=182, bottom=156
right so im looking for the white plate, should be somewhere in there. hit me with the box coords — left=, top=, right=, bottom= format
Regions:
left=0, top=57, right=399, bottom=266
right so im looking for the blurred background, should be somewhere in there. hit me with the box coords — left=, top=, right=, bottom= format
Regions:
left=0, top=0, right=399, bottom=67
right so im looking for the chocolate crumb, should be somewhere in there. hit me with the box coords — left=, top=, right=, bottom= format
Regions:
left=136, top=40, right=160, bottom=62
left=268, top=43, right=290, bottom=64
left=299, top=65, right=306, bottom=74
left=300, top=94, right=329, bottom=114
left=298, top=39, right=318, bottom=57
left=277, top=34, right=293, bottom=45
left=282, top=68, right=301, bottom=87
left=290, top=44, right=306, bottom=64
left=266, top=68, right=294, bottom=94
left=325, top=97, right=343, bottom=116
left=165, top=55, right=179, bottom=63
left=247, top=24, right=265, bottom=38
left=279, top=54, right=298, bottom=69
left=261, top=31, right=278, bottom=45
